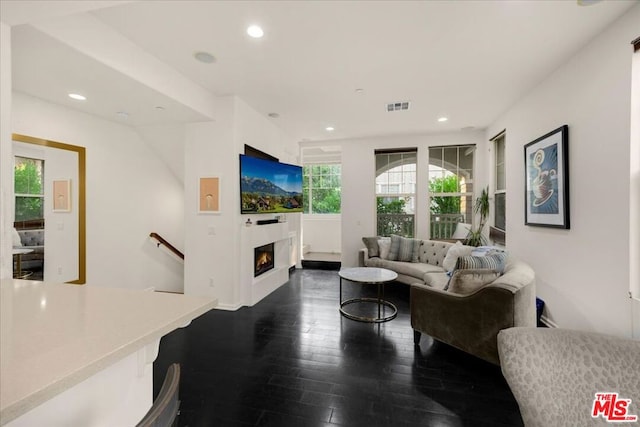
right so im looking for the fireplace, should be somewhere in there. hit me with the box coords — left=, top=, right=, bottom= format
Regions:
left=254, top=243, right=275, bottom=277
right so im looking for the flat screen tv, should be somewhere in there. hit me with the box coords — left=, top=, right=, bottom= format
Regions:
left=240, top=154, right=303, bottom=214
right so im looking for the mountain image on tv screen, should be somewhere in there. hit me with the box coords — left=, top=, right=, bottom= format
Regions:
left=240, top=154, right=303, bottom=214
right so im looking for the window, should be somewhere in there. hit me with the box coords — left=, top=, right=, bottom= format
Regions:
left=14, top=156, right=44, bottom=222
left=302, top=164, right=341, bottom=214
left=493, top=133, right=506, bottom=231
left=428, top=145, right=474, bottom=239
left=375, top=149, right=417, bottom=237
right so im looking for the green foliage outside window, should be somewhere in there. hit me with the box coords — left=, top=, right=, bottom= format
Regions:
left=429, top=175, right=460, bottom=214
left=303, top=164, right=341, bottom=214
left=14, top=157, right=44, bottom=222
left=376, top=197, right=406, bottom=213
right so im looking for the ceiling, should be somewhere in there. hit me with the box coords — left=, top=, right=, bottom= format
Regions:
left=3, top=0, right=637, bottom=142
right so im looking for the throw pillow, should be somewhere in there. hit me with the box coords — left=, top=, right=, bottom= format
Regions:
left=12, top=228, right=22, bottom=248
left=442, top=241, right=473, bottom=272
left=471, top=245, right=507, bottom=257
left=378, top=238, right=392, bottom=259
left=455, top=252, right=508, bottom=273
left=362, top=236, right=380, bottom=258
left=411, top=240, right=423, bottom=263
left=447, top=270, right=501, bottom=295
left=388, top=235, right=419, bottom=262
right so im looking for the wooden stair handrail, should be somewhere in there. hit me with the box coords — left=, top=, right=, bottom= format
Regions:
left=150, top=233, right=184, bottom=260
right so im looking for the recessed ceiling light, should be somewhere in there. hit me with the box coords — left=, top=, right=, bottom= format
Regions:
left=268, top=113, right=280, bottom=118
left=116, top=111, right=129, bottom=120
left=437, top=117, right=448, bottom=123
left=355, top=88, right=364, bottom=94
left=68, top=93, right=86, bottom=101
left=247, top=25, right=264, bottom=38
left=325, top=126, right=335, bottom=132
left=155, top=106, right=165, bottom=110
left=194, top=51, right=216, bottom=64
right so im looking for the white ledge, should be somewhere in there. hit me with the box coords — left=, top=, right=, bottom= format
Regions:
left=0, top=279, right=216, bottom=425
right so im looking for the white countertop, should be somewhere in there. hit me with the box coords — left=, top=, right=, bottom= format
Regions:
left=0, top=279, right=216, bottom=425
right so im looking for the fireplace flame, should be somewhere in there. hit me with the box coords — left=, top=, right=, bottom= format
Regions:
left=256, top=251, right=272, bottom=269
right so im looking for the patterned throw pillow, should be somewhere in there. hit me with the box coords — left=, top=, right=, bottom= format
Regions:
left=362, top=236, right=380, bottom=257
left=388, top=235, right=420, bottom=262
left=454, top=252, right=508, bottom=273
left=442, top=241, right=474, bottom=272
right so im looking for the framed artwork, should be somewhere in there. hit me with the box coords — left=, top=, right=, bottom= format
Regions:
left=199, top=177, right=221, bottom=214
left=524, top=125, right=569, bottom=229
left=52, top=179, right=71, bottom=212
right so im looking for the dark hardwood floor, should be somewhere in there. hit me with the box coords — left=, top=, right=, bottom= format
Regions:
left=154, top=268, right=524, bottom=427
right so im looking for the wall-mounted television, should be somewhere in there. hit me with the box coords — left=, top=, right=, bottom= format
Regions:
left=240, top=154, right=303, bottom=214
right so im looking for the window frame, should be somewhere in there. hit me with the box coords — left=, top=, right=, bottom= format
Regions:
left=427, top=145, right=475, bottom=230
left=493, top=132, right=506, bottom=232
left=14, top=156, right=45, bottom=223
left=302, top=162, right=342, bottom=215
left=375, top=149, right=418, bottom=237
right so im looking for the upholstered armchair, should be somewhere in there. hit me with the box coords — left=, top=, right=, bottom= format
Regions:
left=411, top=258, right=536, bottom=365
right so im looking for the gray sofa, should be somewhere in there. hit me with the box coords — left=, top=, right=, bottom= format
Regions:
left=359, top=239, right=455, bottom=288
left=15, top=228, right=45, bottom=270
left=360, top=237, right=536, bottom=365
left=498, top=328, right=640, bottom=426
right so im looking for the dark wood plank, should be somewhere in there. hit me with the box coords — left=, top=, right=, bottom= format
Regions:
left=154, top=269, right=523, bottom=426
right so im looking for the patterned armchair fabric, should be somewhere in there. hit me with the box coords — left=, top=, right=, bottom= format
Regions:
left=498, top=327, right=640, bottom=427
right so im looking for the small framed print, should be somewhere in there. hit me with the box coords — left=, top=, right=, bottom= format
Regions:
left=524, top=125, right=570, bottom=229
left=199, top=177, right=221, bottom=214
left=53, top=179, right=71, bottom=212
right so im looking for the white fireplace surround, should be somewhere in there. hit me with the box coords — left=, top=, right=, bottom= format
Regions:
left=240, top=221, right=294, bottom=306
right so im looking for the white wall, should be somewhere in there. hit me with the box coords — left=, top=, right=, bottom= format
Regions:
left=630, top=37, right=640, bottom=339
left=0, top=22, right=12, bottom=279
left=485, top=4, right=639, bottom=337
left=335, top=131, right=486, bottom=268
left=12, top=93, right=185, bottom=292
left=184, top=96, right=300, bottom=309
left=234, top=98, right=298, bottom=164
left=135, top=124, right=186, bottom=185
left=184, top=105, right=238, bottom=306
left=302, top=216, right=341, bottom=254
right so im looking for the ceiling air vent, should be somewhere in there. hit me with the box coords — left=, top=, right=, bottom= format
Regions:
left=386, top=101, right=410, bottom=112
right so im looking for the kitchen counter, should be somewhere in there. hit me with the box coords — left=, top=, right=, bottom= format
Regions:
left=0, top=279, right=216, bottom=426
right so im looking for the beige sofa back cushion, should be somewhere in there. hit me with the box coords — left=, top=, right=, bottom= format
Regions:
left=417, top=240, right=453, bottom=268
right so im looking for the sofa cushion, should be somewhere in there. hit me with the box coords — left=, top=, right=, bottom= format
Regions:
left=364, top=256, right=382, bottom=267
left=18, top=229, right=45, bottom=247
left=375, top=259, right=444, bottom=279
left=455, top=252, right=507, bottom=273
left=442, top=241, right=473, bottom=272
left=447, top=269, right=501, bottom=294
left=362, top=236, right=380, bottom=258
left=378, top=238, right=391, bottom=259
left=388, top=235, right=420, bottom=262
left=418, top=240, right=452, bottom=267
left=423, top=272, right=449, bottom=290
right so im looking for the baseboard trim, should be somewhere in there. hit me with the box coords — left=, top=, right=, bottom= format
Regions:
left=214, top=302, right=243, bottom=311
left=540, top=315, right=558, bottom=328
